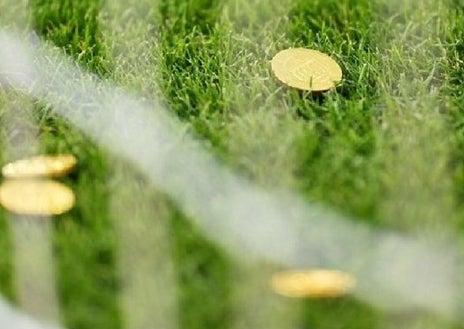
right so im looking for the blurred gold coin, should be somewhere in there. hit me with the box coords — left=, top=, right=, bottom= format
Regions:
left=0, top=180, right=75, bottom=216
left=270, top=270, right=356, bottom=298
left=2, top=154, right=77, bottom=178
left=271, top=48, right=342, bottom=91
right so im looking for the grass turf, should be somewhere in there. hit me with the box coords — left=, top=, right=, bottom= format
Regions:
left=1, top=0, right=464, bottom=328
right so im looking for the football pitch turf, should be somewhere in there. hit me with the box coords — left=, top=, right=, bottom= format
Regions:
left=1, top=0, right=464, bottom=328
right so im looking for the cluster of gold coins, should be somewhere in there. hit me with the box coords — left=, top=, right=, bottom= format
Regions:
left=270, top=49, right=352, bottom=299
left=0, top=154, right=77, bottom=216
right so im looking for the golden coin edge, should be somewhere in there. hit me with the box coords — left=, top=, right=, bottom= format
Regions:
left=0, top=180, right=75, bottom=216
left=271, top=48, right=342, bottom=92
left=1, top=154, right=78, bottom=178
left=270, top=269, right=356, bottom=298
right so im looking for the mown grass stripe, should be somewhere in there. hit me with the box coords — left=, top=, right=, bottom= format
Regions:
left=282, top=0, right=383, bottom=327
left=156, top=1, right=234, bottom=328
left=157, top=0, right=230, bottom=151
left=0, top=0, right=32, bottom=305
left=169, top=209, right=232, bottom=329
left=11, top=217, right=61, bottom=322
left=30, top=0, right=110, bottom=74
left=101, top=0, right=233, bottom=327
left=0, top=93, right=14, bottom=303
left=108, top=163, right=178, bottom=329
left=0, top=86, right=62, bottom=322
left=444, top=2, right=464, bottom=225
left=287, top=0, right=381, bottom=224
left=99, top=3, right=179, bottom=327
left=436, top=4, right=464, bottom=324
left=374, top=0, right=457, bottom=237
left=28, top=1, right=121, bottom=328
left=219, top=4, right=307, bottom=328
left=0, top=208, right=14, bottom=302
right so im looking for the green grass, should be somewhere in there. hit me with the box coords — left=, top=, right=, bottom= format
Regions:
left=1, top=0, right=464, bottom=328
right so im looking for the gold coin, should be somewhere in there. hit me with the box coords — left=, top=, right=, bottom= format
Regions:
left=270, top=269, right=356, bottom=298
left=2, top=154, right=77, bottom=178
left=271, top=48, right=342, bottom=91
left=0, top=180, right=75, bottom=216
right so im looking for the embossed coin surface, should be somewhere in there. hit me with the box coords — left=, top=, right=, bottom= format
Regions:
left=2, top=154, right=77, bottom=178
left=271, top=48, right=342, bottom=91
left=270, top=270, right=356, bottom=298
left=0, top=180, right=75, bottom=215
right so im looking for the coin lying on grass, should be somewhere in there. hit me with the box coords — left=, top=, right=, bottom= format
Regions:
left=270, top=269, right=356, bottom=298
left=0, top=180, right=75, bottom=216
left=2, top=154, right=77, bottom=178
left=271, top=48, right=342, bottom=92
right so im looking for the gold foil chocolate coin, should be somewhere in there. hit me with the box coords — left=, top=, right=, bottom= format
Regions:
left=0, top=180, right=75, bottom=216
left=270, top=270, right=356, bottom=298
left=2, top=154, right=77, bottom=178
left=271, top=48, right=342, bottom=91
